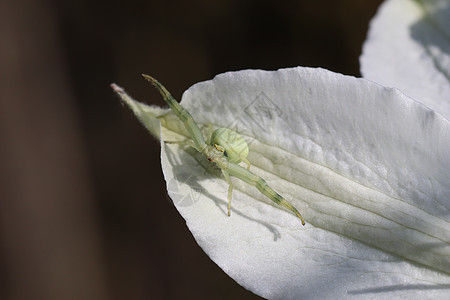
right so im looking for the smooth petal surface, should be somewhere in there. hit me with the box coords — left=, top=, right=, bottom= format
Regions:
left=118, top=67, right=450, bottom=299
left=360, top=0, right=450, bottom=120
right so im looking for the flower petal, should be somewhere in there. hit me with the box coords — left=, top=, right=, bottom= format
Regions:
left=156, top=68, right=450, bottom=299
left=360, top=0, right=450, bottom=120
left=116, top=67, right=450, bottom=299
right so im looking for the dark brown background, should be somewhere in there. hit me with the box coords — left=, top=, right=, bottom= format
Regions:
left=0, top=0, right=383, bottom=299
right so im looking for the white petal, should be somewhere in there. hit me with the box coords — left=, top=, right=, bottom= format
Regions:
left=360, top=0, right=450, bottom=120
left=154, top=67, right=450, bottom=299
left=116, top=67, right=450, bottom=299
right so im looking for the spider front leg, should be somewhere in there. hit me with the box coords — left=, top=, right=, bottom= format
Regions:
left=221, top=169, right=234, bottom=216
left=142, top=74, right=207, bottom=151
left=164, top=139, right=197, bottom=149
left=227, top=162, right=306, bottom=225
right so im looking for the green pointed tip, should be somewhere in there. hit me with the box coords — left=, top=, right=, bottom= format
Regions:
left=142, top=74, right=172, bottom=99
left=141, top=73, right=155, bottom=83
left=142, top=74, right=159, bottom=90
left=293, top=208, right=306, bottom=226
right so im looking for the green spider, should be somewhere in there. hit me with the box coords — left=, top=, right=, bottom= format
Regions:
left=124, top=75, right=305, bottom=226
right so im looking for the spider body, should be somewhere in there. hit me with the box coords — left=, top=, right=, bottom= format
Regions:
left=205, top=144, right=229, bottom=168
left=210, top=128, right=249, bottom=164
left=142, top=74, right=305, bottom=225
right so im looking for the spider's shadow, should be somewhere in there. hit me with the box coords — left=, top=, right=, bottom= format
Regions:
left=163, top=142, right=282, bottom=241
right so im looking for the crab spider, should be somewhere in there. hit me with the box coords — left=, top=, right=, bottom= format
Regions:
left=140, top=75, right=305, bottom=225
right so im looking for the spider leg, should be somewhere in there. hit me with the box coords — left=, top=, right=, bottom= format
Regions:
left=227, top=163, right=305, bottom=225
left=202, top=123, right=213, bottom=145
left=164, top=139, right=197, bottom=149
left=143, top=74, right=207, bottom=151
left=242, top=158, right=251, bottom=170
left=221, top=170, right=233, bottom=216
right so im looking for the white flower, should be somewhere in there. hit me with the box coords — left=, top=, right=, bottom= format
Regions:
left=114, top=1, right=450, bottom=298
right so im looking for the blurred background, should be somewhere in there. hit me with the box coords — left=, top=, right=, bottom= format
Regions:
left=0, top=0, right=383, bottom=299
